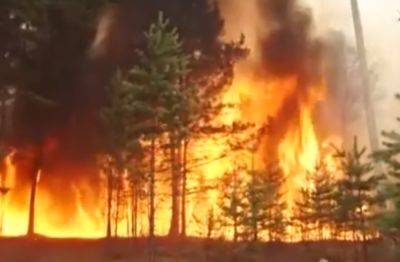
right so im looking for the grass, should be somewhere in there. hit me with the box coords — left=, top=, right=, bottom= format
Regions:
left=0, top=237, right=398, bottom=261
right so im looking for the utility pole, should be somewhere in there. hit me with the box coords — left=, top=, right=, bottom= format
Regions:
left=350, top=0, right=380, bottom=152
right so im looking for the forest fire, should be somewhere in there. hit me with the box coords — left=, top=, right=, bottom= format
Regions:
left=0, top=77, right=342, bottom=241
left=0, top=0, right=340, bottom=240
left=0, top=157, right=104, bottom=238
left=0, top=0, right=390, bottom=252
left=0, top=75, right=338, bottom=241
left=216, top=69, right=341, bottom=241
left=214, top=0, right=345, bottom=241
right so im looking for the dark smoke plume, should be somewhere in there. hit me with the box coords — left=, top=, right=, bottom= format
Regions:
left=12, top=0, right=226, bottom=160
left=258, top=0, right=323, bottom=85
left=8, top=0, right=231, bottom=211
left=255, top=0, right=324, bottom=160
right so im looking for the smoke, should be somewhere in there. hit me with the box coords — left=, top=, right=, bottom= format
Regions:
left=257, top=0, right=322, bottom=84
left=308, top=0, right=400, bottom=141
left=245, top=0, right=323, bottom=162
left=7, top=0, right=230, bottom=231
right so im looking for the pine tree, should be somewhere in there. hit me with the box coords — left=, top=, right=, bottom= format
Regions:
left=262, top=164, right=287, bottom=242
left=335, top=138, right=384, bottom=261
left=294, top=162, right=338, bottom=241
left=309, top=163, right=337, bottom=239
left=101, top=13, right=191, bottom=259
left=374, top=94, right=400, bottom=238
left=145, top=13, right=192, bottom=238
left=101, top=71, right=140, bottom=238
left=310, top=162, right=337, bottom=239
left=127, top=159, right=146, bottom=238
left=121, top=12, right=194, bottom=241
left=242, top=170, right=267, bottom=242
left=242, top=163, right=286, bottom=242
left=219, top=168, right=246, bottom=242
left=294, top=185, right=314, bottom=241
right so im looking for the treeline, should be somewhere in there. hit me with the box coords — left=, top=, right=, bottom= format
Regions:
left=100, top=10, right=400, bottom=250
left=215, top=139, right=384, bottom=243
left=2, top=1, right=400, bottom=253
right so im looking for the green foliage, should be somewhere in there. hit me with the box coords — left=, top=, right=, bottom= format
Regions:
left=121, top=12, right=196, bottom=139
left=242, top=170, right=269, bottom=241
left=293, top=162, right=336, bottom=240
left=375, top=118, right=400, bottom=180
left=374, top=95, right=400, bottom=234
left=101, top=13, right=198, bottom=238
left=242, top=163, right=287, bottom=242
left=102, top=12, right=196, bottom=154
left=377, top=184, right=400, bottom=234
left=334, top=138, right=384, bottom=239
left=218, top=169, right=246, bottom=242
left=101, top=71, right=141, bottom=157
left=261, top=164, right=287, bottom=241
left=218, top=164, right=287, bottom=242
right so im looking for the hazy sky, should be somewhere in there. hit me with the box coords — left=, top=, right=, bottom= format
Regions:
left=304, top=0, right=400, bottom=131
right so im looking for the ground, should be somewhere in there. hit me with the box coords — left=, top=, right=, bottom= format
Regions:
left=0, top=237, right=398, bottom=262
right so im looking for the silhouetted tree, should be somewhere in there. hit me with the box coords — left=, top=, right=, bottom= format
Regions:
left=135, top=13, right=194, bottom=238
left=262, top=164, right=287, bottom=242
left=219, top=168, right=246, bottom=242
left=335, top=138, right=384, bottom=262
left=2, top=0, right=118, bottom=238
left=101, top=71, right=139, bottom=238
left=374, top=94, right=400, bottom=240
left=294, top=184, right=314, bottom=241
left=242, top=164, right=286, bottom=242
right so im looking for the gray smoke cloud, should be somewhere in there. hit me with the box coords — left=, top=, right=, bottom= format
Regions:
left=305, top=0, right=400, bottom=135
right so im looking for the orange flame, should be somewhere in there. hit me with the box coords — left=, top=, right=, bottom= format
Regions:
left=0, top=72, right=340, bottom=241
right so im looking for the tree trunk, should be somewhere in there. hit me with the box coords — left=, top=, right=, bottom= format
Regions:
left=251, top=163, right=257, bottom=242
left=149, top=138, right=156, bottom=238
left=180, top=139, right=188, bottom=237
left=253, top=223, right=258, bottom=242
left=206, top=208, right=214, bottom=239
left=27, top=169, right=39, bottom=237
left=319, top=224, right=323, bottom=241
left=268, top=209, right=273, bottom=242
left=114, top=177, right=121, bottom=237
left=233, top=171, right=238, bottom=243
left=148, top=138, right=156, bottom=262
left=126, top=203, right=130, bottom=237
left=233, top=215, right=238, bottom=243
left=106, top=167, right=113, bottom=238
left=27, top=153, right=42, bottom=237
left=134, top=188, right=138, bottom=237
left=131, top=183, right=138, bottom=238
left=360, top=204, right=368, bottom=262
left=169, top=134, right=180, bottom=238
